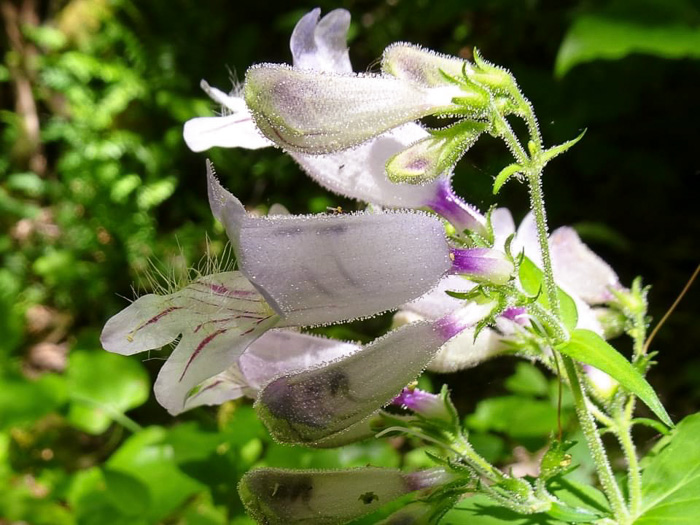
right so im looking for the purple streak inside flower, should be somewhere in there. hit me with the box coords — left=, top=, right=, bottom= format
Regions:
left=426, top=179, right=487, bottom=235
left=501, top=306, right=528, bottom=325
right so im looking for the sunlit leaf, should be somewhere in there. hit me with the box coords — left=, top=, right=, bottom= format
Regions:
left=637, top=413, right=700, bottom=523
left=67, top=350, right=149, bottom=434
left=557, top=330, right=672, bottom=427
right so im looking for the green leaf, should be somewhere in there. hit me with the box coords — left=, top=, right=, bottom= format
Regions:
left=67, top=350, right=149, bottom=434
left=0, top=373, right=67, bottom=429
left=636, top=413, right=700, bottom=523
left=103, top=469, right=151, bottom=517
left=108, top=426, right=205, bottom=523
left=505, top=362, right=549, bottom=397
left=519, top=257, right=578, bottom=330
left=548, top=477, right=610, bottom=518
left=557, top=330, right=672, bottom=427
left=465, top=396, right=570, bottom=439
left=541, top=130, right=586, bottom=165
left=556, top=10, right=700, bottom=77
left=492, top=163, right=522, bottom=194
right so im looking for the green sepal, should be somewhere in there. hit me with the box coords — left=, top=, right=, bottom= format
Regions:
left=493, top=163, right=523, bottom=194
left=546, top=502, right=600, bottom=523
left=471, top=48, right=515, bottom=94
left=541, top=130, right=586, bottom=165
left=540, top=439, right=575, bottom=480
left=557, top=329, right=673, bottom=427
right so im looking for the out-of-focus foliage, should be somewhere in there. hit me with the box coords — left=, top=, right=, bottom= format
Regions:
left=555, top=0, right=700, bottom=76
left=1, top=0, right=698, bottom=523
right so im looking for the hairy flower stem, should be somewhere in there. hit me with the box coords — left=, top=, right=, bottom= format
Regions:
left=491, top=91, right=631, bottom=521
left=453, top=436, right=506, bottom=483
left=618, top=421, right=642, bottom=518
left=613, top=309, right=648, bottom=518
left=563, top=357, right=630, bottom=523
left=526, top=169, right=630, bottom=524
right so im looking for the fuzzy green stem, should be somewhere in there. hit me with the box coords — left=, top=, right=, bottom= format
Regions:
left=509, top=87, right=543, bottom=151
left=525, top=164, right=629, bottom=524
left=491, top=104, right=529, bottom=165
left=563, top=358, right=630, bottom=523
left=526, top=171, right=560, bottom=317
left=453, top=436, right=506, bottom=483
left=618, top=421, right=642, bottom=518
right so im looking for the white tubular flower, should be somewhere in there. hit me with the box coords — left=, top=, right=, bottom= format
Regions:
left=206, top=161, right=453, bottom=326
left=183, top=8, right=487, bottom=234
left=244, top=64, right=465, bottom=155
left=239, top=467, right=451, bottom=525
left=101, top=156, right=504, bottom=415
left=256, top=312, right=477, bottom=445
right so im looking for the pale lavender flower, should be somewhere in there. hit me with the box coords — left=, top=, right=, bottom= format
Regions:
left=184, top=8, right=487, bottom=235
left=101, top=160, right=507, bottom=415
left=256, top=310, right=480, bottom=445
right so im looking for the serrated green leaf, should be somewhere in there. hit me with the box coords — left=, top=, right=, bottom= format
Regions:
left=546, top=502, right=599, bottom=523
left=557, top=330, right=672, bottom=427
left=548, top=477, right=610, bottom=516
left=636, top=413, right=700, bottom=523
left=493, top=163, right=522, bottom=194
left=518, top=257, right=578, bottom=330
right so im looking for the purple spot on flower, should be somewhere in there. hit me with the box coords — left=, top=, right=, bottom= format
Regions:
left=406, top=158, right=430, bottom=172
left=391, top=387, right=437, bottom=412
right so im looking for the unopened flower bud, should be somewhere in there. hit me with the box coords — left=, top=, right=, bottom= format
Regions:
left=239, top=467, right=451, bottom=525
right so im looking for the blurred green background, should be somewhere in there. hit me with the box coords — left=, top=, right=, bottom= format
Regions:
left=1, top=0, right=698, bottom=523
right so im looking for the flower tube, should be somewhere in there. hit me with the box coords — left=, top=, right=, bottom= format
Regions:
left=207, top=161, right=455, bottom=326
left=244, top=64, right=467, bottom=155
left=256, top=312, right=478, bottom=445
left=102, top=158, right=475, bottom=415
